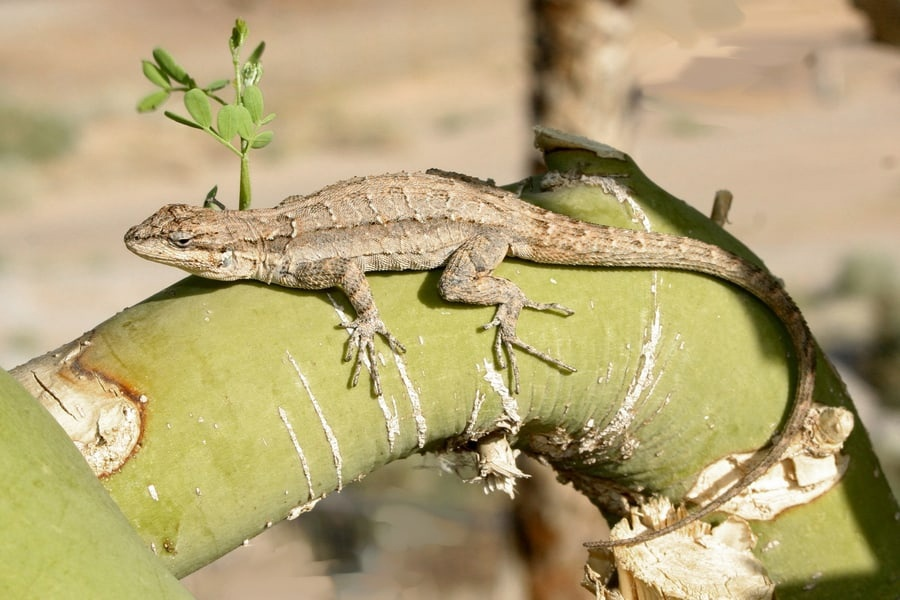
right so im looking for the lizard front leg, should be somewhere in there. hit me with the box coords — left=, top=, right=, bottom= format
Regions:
left=438, top=235, right=576, bottom=393
left=337, top=261, right=406, bottom=395
left=289, top=259, right=405, bottom=395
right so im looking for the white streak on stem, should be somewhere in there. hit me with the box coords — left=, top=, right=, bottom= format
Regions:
left=394, top=352, right=427, bottom=448
left=286, top=350, right=343, bottom=491
left=591, top=178, right=666, bottom=449
left=278, top=405, right=314, bottom=500
left=462, top=390, right=487, bottom=440
left=482, top=359, right=522, bottom=433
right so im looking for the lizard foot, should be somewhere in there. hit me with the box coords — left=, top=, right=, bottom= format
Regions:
left=340, top=317, right=406, bottom=396
left=484, top=299, right=576, bottom=393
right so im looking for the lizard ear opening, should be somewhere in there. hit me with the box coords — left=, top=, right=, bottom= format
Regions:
left=168, top=231, right=194, bottom=249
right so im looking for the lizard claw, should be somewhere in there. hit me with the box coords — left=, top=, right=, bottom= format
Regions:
left=340, top=317, right=406, bottom=396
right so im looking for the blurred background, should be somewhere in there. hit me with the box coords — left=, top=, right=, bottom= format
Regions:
left=1, top=0, right=898, bottom=597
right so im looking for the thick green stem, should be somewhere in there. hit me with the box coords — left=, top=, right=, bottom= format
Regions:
left=238, top=152, right=251, bottom=210
left=0, top=370, right=192, bottom=598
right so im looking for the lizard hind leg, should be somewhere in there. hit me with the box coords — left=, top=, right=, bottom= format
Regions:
left=439, top=235, right=576, bottom=393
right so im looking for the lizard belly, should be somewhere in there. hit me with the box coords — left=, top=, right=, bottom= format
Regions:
left=357, top=247, right=455, bottom=273
left=287, top=221, right=475, bottom=275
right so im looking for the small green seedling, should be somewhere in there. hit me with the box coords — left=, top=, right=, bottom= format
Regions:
left=137, top=19, right=275, bottom=210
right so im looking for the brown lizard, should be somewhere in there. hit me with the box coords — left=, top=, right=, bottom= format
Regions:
left=124, top=169, right=816, bottom=547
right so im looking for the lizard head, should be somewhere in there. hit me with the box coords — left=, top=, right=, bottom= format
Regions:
left=124, top=204, right=260, bottom=281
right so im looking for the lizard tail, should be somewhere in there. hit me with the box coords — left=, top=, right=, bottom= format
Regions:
left=522, top=227, right=818, bottom=548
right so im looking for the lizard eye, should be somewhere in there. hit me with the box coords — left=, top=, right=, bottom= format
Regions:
left=168, top=231, right=194, bottom=249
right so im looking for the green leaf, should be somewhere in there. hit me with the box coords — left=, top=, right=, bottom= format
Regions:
left=136, top=90, right=170, bottom=113
left=141, top=60, right=170, bottom=89
left=216, top=104, right=242, bottom=141
left=203, top=185, right=224, bottom=210
left=247, top=41, right=266, bottom=65
left=230, top=19, right=247, bottom=51
left=242, top=85, right=263, bottom=123
left=224, top=105, right=255, bottom=141
left=259, top=113, right=276, bottom=125
left=184, top=88, right=212, bottom=129
left=205, top=79, right=230, bottom=92
left=250, top=130, right=273, bottom=149
left=152, top=47, right=192, bottom=86
left=163, top=111, right=202, bottom=130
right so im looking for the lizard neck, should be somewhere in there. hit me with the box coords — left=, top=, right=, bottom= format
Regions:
left=215, top=209, right=294, bottom=282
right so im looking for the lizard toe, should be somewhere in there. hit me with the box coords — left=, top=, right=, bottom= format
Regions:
left=525, top=300, right=575, bottom=316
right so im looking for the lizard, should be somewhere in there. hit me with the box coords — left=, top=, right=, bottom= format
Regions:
left=124, top=169, right=816, bottom=548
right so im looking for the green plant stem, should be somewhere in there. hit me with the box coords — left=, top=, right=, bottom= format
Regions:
left=204, top=129, right=243, bottom=159
left=231, top=43, right=243, bottom=113
left=238, top=152, right=251, bottom=210
left=173, top=87, right=228, bottom=105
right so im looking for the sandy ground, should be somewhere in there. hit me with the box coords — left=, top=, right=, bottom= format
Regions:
left=1, top=0, right=898, bottom=597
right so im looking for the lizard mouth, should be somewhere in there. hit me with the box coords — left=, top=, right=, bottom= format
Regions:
left=123, top=225, right=143, bottom=249
left=123, top=222, right=162, bottom=258
left=123, top=225, right=147, bottom=253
